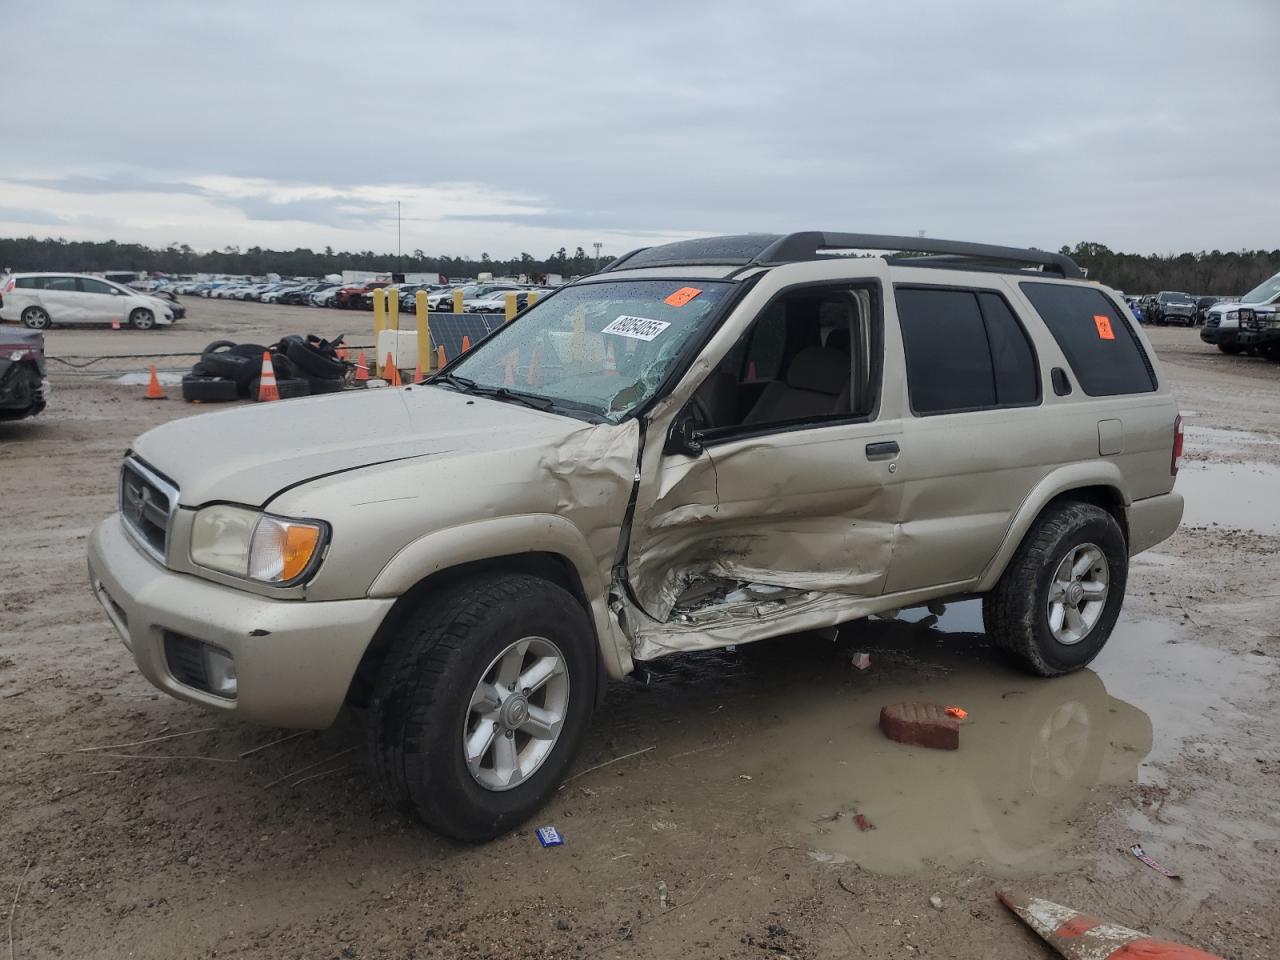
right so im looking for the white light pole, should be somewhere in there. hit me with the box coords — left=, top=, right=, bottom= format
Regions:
left=593, top=242, right=602, bottom=271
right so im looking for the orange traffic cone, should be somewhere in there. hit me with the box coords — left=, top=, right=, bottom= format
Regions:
left=384, top=352, right=402, bottom=386
left=527, top=343, right=542, bottom=386
left=144, top=364, right=165, bottom=400
left=461, top=335, right=471, bottom=353
left=354, top=351, right=369, bottom=383
left=257, top=351, right=281, bottom=402
left=603, top=342, right=619, bottom=376
left=337, top=344, right=349, bottom=361
left=111, top=317, right=121, bottom=331
left=998, top=890, right=1224, bottom=960
left=503, top=352, right=516, bottom=386
left=436, top=345, right=446, bottom=369
left=412, top=361, right=423, bottom=385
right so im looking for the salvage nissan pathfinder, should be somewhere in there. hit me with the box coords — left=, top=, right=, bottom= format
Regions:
left=88, top=232, right=1184, bottom=840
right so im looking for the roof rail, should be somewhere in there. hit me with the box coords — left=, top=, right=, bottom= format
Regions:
left=751, top=232, right=1084, bottom=278
left=600, top=232, right=1084, bottom=279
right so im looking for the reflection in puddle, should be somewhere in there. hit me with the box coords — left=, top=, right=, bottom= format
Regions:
left=1176, top=460, right=1280, bottom=534
left=620, top=601, right=1272, bottom=875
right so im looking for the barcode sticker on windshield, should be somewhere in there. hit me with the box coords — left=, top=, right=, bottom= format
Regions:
left=602, top=315, right=671, bottom=341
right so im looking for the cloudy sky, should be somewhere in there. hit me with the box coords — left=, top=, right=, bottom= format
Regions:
left=1, top=0, right=1276, bottom=259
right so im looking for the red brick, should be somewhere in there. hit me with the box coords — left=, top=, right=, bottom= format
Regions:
left=879, top=701, right=960, bottom=750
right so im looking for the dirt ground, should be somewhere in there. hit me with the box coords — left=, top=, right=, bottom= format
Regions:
left=2, top=302, right=1277, bottom=960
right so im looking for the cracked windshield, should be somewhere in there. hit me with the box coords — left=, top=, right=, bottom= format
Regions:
left=441, top=279, right=732, bottom=420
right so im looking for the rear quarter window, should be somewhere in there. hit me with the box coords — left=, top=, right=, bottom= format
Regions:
left=1020, top=282, right=1156, bottom=396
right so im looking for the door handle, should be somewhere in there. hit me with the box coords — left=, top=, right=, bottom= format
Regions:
left=865, top=441, right=899, bottom=461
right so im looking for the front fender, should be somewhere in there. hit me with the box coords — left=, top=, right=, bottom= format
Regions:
left=975, top=463, right=1127, bottom=592
left=367, top=513, right=632, bottom=679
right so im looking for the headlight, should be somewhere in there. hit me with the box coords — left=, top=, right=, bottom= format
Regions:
left=190, top=505, right=326, bottom=585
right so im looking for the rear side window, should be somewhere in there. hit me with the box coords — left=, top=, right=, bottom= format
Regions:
left=896, top=287, right=1040, bottom=415
left=1020, top=282, right=1156, bottom=396
left=15, top=277, right=36, bottom=289
left=45, top=277, right=78, bottom=292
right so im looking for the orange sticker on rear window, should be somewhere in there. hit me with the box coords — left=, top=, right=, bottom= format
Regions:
left=664, top=286, right=702, bottom=307
left=1093, top=314, right=1115, bottom=340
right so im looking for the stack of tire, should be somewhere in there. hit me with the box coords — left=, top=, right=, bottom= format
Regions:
left=181, top=335, right=349, bottom=403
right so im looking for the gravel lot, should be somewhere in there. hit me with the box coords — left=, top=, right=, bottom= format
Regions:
left=2, top=300, right=1277, bottom=959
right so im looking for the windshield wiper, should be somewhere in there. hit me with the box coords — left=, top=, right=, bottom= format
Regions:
left=470, top=384, right=555, bottom=412
left=430, top=372, right=477, bottom=394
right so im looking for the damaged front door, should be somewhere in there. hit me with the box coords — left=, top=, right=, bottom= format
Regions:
left=624, top=277, right=904, bottom=649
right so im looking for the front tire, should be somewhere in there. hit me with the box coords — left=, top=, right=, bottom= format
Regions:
left=21, top=306, right=50, bottom=330
left=368, top=573, right=596, bottom=841
left=983, top=502, right=1127, bottom=677
left=1218, top=343, right=1242, bottom=355
left=129, top=308, right=155, bottom=330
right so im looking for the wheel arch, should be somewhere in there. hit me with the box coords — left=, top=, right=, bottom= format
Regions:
left=977, top=465, right=1129, bottom=593
left=349, top=516, right=631, bottom=708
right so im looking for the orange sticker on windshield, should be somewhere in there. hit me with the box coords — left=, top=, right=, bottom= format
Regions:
left=1093, top=314, right=1115, bottom=340
left=664, top=286, right=702, bottom=307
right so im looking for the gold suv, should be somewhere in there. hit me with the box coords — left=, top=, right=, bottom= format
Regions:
left=88, top=232, right=1183, bottom=840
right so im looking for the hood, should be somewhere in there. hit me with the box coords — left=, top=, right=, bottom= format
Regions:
left=132, top=384, right=588, bottom=507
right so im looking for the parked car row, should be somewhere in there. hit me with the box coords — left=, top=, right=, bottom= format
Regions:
left=1122, top=291, right=1222, bottom=326
left=140, top=277, right=554, bottom=313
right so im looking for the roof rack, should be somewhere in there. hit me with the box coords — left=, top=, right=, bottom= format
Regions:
left=602, top=231, right=1084, bottom=279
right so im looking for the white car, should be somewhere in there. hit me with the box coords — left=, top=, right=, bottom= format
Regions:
left=0, top=273, right=176, bottom=330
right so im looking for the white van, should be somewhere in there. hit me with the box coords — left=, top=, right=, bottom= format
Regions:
left=0, top=273, right=176, bottom=330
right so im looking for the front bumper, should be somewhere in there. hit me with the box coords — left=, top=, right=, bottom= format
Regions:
left=1199, top=325, right=1237, bottom=345
left=87, top=513, right=394, bottom=728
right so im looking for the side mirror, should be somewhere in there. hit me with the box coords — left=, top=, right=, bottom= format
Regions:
left=665, top=409, right=705, bottom=457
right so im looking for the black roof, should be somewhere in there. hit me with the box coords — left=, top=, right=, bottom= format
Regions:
left=603, top=231, right=1085, bottom=279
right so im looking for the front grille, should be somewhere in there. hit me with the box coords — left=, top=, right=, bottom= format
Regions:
left=119, top=458, right=178, bottom=563
left=163, top=631, right=210, bottom=693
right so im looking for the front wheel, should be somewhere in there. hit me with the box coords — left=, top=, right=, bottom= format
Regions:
left=368, top=573, right=596, bottom=841
left=21, top=306, right=51, bottom=329
left=983, top=501, right=1127, bottom=676
left=1218, top=343, right=1242, bottom=355
left=129, top=308, right=155, bottom=330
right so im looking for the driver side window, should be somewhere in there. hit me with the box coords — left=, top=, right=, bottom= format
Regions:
left=692, top=284, right=880, bottom=435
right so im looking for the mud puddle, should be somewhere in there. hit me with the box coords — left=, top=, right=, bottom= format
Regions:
left=625, top=602, right=1272, bottom=875
left=1175, top=460, right=1280, bottom=534
left=1183, top=424, right=1277, bottom=456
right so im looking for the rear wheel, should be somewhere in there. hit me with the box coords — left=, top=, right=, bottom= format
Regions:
left=983, top=501, right=1127, bottom=677
left=21, top=306, right=50, bottom=330
left=129, top=308, right=155, bottom=330
left=368, top=573, right=596, bottom=841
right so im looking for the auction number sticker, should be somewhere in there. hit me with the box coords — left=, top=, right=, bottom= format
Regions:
left=1093, top=314, right=1115, bottom=340
left=602, top=314, right=671, bottom=341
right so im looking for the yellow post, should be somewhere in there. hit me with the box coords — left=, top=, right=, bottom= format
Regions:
left=526, top=291, right=539, bottom=309
left=452, top=289, right=464, bottom=313
left=415, top=290, right=431, bottom=371
left=386, top=286, right=400, bottom=371
left=371, top=288, right=386, bottom=377
left=504, top=292, right=517, bottom=323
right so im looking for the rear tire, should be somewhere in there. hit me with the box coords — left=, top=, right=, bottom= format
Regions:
left=368, top=573, right=596, bottom=841
left=21, top=307, right=50, bottom=330
left=983, top=501, right=1127, bottom=677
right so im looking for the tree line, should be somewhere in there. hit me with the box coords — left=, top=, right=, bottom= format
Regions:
left=0, top=237, right=611, bottom=281
left=2, top=236, right=1277, bottom=295
left=1058, top=242, right=1280, bottom=296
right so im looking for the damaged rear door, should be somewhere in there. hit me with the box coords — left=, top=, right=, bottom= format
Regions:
left=623, top=270, right=905, bottom=649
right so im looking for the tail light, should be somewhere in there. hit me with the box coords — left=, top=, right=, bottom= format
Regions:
left=1171, top=414, right=1184, bottom=476
left=3, top=278, right=13, bottom=293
